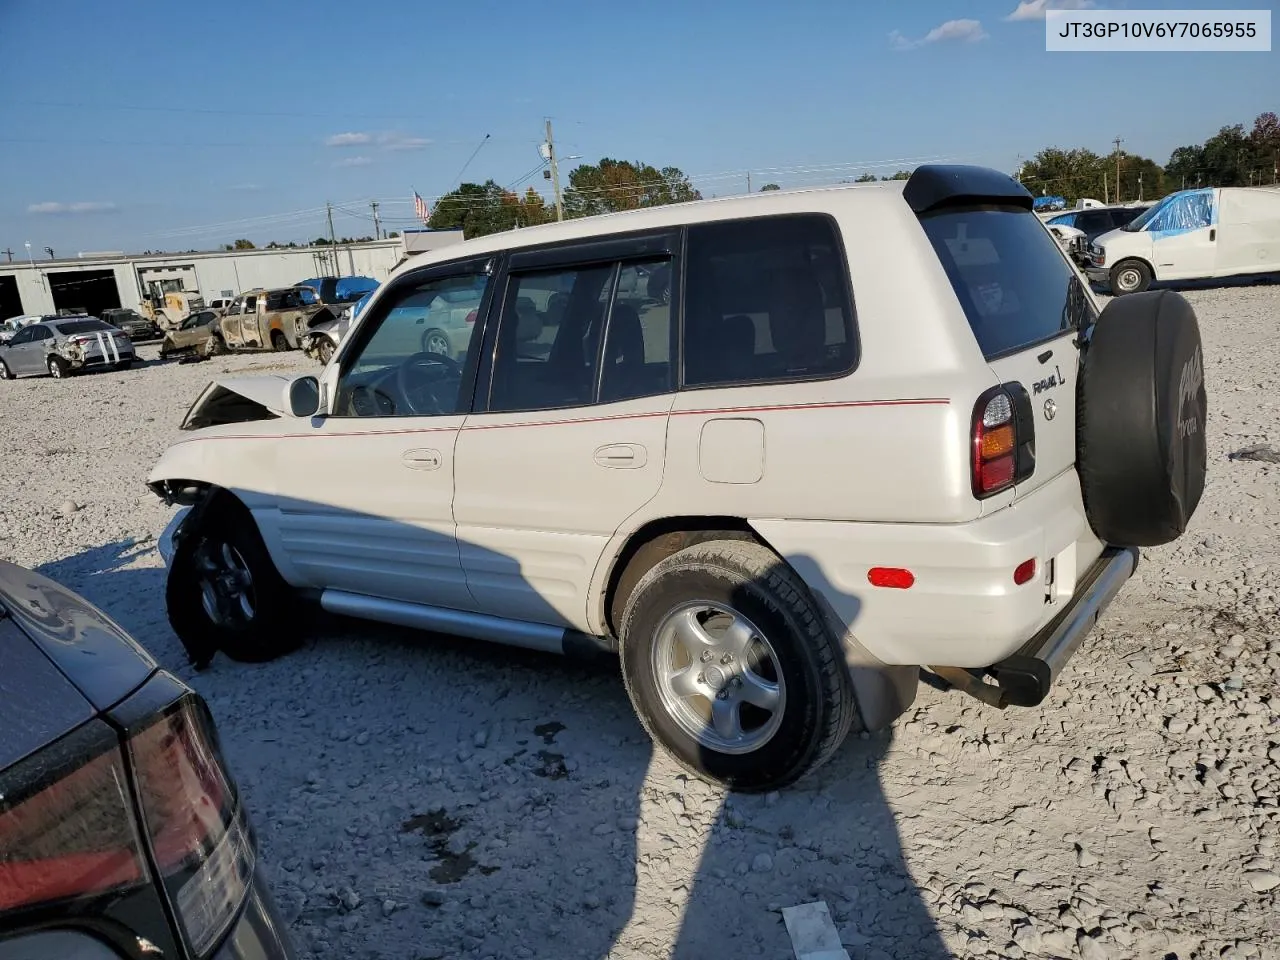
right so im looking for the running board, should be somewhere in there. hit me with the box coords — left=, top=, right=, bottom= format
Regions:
left=318, top=589, right=615, bottom=658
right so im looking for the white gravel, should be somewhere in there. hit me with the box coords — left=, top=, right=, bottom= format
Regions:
left=2, top=285, right=1278, bottom=960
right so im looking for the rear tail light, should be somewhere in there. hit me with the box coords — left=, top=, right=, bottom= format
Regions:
left=129, top=699, right=253, bottom=956
left=972, top=385, right=1036, bottom=498
left=0, top=732, right=150, bottom=913
left=0, top=696, right=253, bottom=956
left=465, top=310, right=477, bottom=324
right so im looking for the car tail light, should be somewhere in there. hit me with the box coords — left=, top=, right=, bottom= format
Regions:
left=1013, top=558, right=1037, bottom=585
left=0, top=735, right=150, bottom=913
left=972, top=384, right=1037, bottom=499
left=128, top=699, right=254, bottom=957
left=465, top=310, right=477, bottom=324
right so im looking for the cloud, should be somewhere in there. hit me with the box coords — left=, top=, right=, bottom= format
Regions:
left=333, top=156, right=372, bottom=168
left=891, top=18, right=988, bottom=49
left=1005, top=0, right=1096, bottom=21
left=378, top=132, right=432, bottom=152
left=325, top=131, right=372, bottom=147
left=27, top=201, right=118, bottom=214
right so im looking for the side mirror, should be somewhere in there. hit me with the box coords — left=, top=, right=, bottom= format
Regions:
left=285, top=375, right=321, bottom=418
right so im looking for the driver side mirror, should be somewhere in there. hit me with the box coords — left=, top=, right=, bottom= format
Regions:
left=284, top=375, right=321, bottom=418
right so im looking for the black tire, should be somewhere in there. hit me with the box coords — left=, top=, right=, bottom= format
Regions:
left=1078, top=289, right=1207, bottom=547
left=204, top=335, right=226, bottom=357
left=0, top=358, right=12, bottom=380
left=271, top=330, right=290, bottom=352
left=47, top=355, right=70, bottom=379
left=317, top=339, right=335, bottom=365
left=619, top=539, right=857, bottom=792
left=421, top=328, right=451, bottom=356
left=166, top=494, right=301, bottom=667
left=1109, top=258, right=1152, bottom=295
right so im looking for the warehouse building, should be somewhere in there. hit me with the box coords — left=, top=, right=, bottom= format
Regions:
left=0, top=231, right=464, bottom=319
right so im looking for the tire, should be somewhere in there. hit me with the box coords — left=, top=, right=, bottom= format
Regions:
left=47, top=355, right=70, bottom=379
left=204, top=335, right=226, bottom=357
left=0, top=358, right=12, bottom=380
left=317, top=339, right=335, bottom=365
left=619, top=539, right=857, bottom=792
left=166, top=494, right=301, bottom=667
left=421, top=328, right=450, bottom=356
left=1077, top=289, right=1207, bottom=547
left=271, top=330, right=290, bottom=352
left=1109, top=259, right=1152, bottom=295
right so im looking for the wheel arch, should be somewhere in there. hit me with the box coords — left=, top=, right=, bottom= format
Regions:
left=1110, top=255, right=1157, bottom=289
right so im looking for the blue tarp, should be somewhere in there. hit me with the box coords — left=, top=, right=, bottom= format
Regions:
left=1033, top=196, right=1067, bottom=211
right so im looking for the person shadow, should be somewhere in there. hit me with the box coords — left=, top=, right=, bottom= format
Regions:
left=34, top=509, right=952, bottom=960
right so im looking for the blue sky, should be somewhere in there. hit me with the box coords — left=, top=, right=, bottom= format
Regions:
left=0, top=0, right=1274, bottom=254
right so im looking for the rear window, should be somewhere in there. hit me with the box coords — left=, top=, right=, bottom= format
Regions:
left=54, top=319, right=112, bottom=335
left=920, top=207, right=1095, bottom=359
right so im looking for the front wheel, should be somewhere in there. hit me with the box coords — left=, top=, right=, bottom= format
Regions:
left=619, top=539, right=857, bottom=792
left=204, top=335, right=226, bottom=357
left=421, top=328, right=451, bottom=357
left=1109, top=259, right=1152, bottom=295
left=47, top=355, right=70, bottom=379
left=166, top=496, right=300, bottom=668
left=0, top=358, right=12, bottom=380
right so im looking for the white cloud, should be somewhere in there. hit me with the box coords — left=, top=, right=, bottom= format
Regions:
left=333, top=156, right=372, bottom=168
left=378, top=132, right=432, bottom=151
left=325, top=131, right=372, bottom=147
left=28, top=201, right=118, bottom=214
left=1005, top=0, right=1095, bottom=21
left=891, top=18, right=988, bottom=50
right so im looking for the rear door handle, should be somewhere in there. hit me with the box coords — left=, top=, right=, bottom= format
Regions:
left=401, top=448, right=441, bottom=470
left=1209, top=228, right=1216, bottom=241
left=593, top=443, right=647, bottom=469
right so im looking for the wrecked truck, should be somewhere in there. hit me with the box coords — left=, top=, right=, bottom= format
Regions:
left=209, top=287, right=340, bottom=353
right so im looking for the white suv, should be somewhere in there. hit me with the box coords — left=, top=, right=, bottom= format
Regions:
left=148, top=166, right=1208, bottom=791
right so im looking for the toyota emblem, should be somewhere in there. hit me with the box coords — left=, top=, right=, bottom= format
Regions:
left=1043, top=398, right=1058, bottom=421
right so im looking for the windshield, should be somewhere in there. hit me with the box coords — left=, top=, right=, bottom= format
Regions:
left=1124, top=195, right=1174, bottom=231
left=920, top=206, right=1096, bottom=359
left=55, top=319, right=113, bottom=334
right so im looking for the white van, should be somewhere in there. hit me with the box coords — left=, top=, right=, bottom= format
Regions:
left=1087, top=185, right=1280, bottom=294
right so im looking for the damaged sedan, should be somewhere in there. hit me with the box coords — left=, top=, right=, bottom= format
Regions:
left=0, top=316, right=136, bottom=380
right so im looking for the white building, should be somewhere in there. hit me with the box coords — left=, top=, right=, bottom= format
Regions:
left=0, top=231, right=464, bottom=319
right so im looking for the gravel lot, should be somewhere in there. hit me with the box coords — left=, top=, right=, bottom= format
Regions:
left=2, top=286, right=1278, bottom=960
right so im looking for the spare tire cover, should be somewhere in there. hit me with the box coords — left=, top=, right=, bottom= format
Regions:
left=1077, top=289, right=1207, bottom=546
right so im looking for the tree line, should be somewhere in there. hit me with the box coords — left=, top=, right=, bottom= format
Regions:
left=1020, top=110, right=1278, bottom=205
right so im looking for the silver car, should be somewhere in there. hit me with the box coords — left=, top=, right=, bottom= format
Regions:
left=0, top=316, right=136, bottom=380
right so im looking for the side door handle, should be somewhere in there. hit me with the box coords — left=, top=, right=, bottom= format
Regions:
left=593, top=443, right=647, bottom=469
left=401, top=448, right=442, bottom=470
left=1209, top=228, right=1216, bottom=241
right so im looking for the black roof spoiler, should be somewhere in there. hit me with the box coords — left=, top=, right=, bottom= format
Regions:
left=903, top=164, right=1034, bottom=214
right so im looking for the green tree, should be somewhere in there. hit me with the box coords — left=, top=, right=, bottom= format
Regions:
left=232, top=238, right=255, bottom=250
left=879, top=170, right=911, bottom=180
left=854, top=173, right=879, bottom=183
left=428, top=181, right=543, bottom=239
left=1019, top=147, right=1104, bottom=200
left=759, top=183, right=781, bottom=191
left=562, top=159, right=701, bottom=218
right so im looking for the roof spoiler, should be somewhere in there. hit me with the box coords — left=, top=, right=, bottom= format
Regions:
left=903, top=164, right=1034, bottom=215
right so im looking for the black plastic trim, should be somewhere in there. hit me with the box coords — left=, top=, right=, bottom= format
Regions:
left=505, top=229, right=678, bottom=271
left=903, top=164, right=1033, bottom=214
left=1004, top=380, right=1037, bottom=484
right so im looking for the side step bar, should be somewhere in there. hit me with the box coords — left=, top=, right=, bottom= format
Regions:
left=319, top=589, right=615, bottom=659
left=932, top=546, right=1139, bottom=708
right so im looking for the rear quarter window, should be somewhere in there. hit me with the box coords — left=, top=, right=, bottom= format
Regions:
left=920, top=206, right=1095, bottom=360
left=54, top=320, right=112, bottom=335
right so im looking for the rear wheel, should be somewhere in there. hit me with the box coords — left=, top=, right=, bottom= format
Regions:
left=619, top=539, right=857, bottom=792
left=166, top=495, right=301, bottom=668
left=47, top=356, right=70, bottom=379
left=270, top=330, right=289, bottom=352
left=1109, top=259, right=1152, bottom=295
left=421, top=328, right=450, bottom=356
left=204, top=335, right=226, bottom=357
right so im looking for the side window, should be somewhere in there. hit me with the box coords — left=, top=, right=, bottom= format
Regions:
left=683, top=215, right=856, bottom=388
left=1150, top=193, right=1213, bottom=232
left=1048, top=213, right=1076, bottom=229
left=488, top=264, right=613, bottom=413
left=265, top=292, right=283, bottom=311
left=35, top=326, right=53, bottom=341
left=333, top=272, right=489, bottom=419
left=599, top=258, right=673, bottom=404
left=9, top=327, right=34, bottom=345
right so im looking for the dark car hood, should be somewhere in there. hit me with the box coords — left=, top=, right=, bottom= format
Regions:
left=0, top=560, right=157, bottom=714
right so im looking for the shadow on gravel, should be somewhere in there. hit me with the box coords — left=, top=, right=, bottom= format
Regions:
left=41, top=520, right=951, bottom=959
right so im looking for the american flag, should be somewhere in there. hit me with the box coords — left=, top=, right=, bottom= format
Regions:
left=414, top=191, right=430, bottom=224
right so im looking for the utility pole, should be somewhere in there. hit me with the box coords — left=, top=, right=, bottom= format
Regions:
left=371, top=201, right=382, bottom=241
left=544, top=119, right=564, bottom=222
left=1103, top=170, right=1108, bottom=205
left=1112, top=137, right=1124, bottom=204
left=747, top=171, right=752, bottom=193
left=1, top=248, right=11, bottom=263
left=326, top=202, right=339, bottom=276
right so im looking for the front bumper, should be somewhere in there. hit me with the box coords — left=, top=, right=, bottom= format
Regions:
left=158, top=507, right=191, bottom=567
left=212, top=869, right=297, bottom=960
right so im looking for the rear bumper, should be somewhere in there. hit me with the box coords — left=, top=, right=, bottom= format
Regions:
left=752, top=469, right=1110, bottom=668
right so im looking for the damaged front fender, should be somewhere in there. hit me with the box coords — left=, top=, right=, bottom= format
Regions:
left=180, top=375, right=295, bottom=430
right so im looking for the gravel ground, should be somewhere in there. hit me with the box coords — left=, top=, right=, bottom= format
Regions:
left=2, top=287, right=1278, bottom=960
